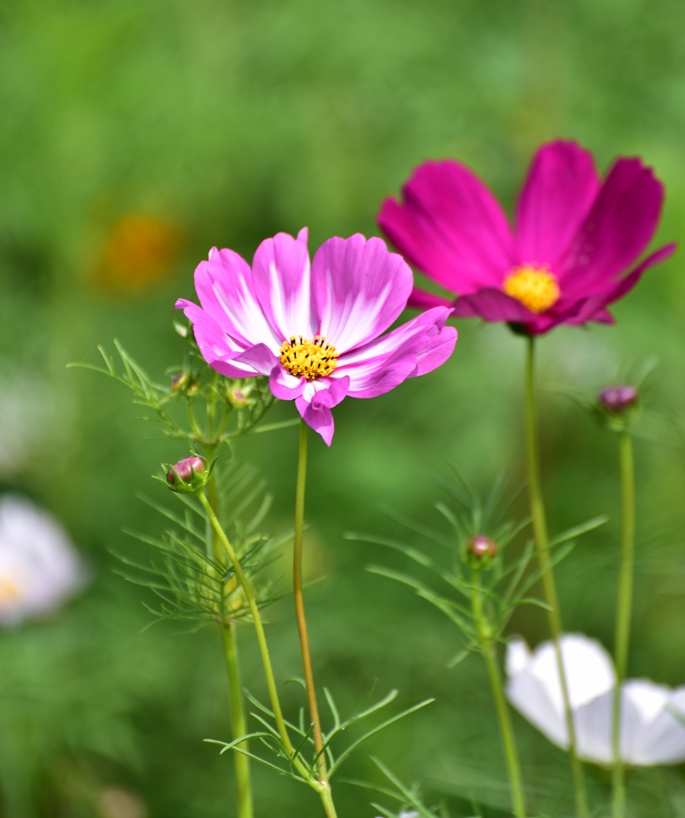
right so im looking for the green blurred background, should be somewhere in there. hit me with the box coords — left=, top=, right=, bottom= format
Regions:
left=2, top=0, right=685, bottom=816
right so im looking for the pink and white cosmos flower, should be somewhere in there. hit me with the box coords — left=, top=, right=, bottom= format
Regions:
left=176, top=229, right=457, bottom=445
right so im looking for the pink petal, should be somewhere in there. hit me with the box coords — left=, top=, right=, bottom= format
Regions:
left=337, top=307, right=457, bottom=398
left=295, top=377, right=351, bottom=446
left=251, top=231, right=315, bottom=340
left=193, top=248, right=281, bottom=351
left=311, top=235, right=412, bottom=352
left=233, top=343, right=279, bottom=375
left=175, top=300, right=260, bottom=377
left=516, top=140, right=600, bottom=268
left=298, top=401, right=335, bottom=446
left=378, top=160, right=515, bottom=295
left=269, top=367, right=305, bottom=400
left=558, top=157, right=665, bottom=296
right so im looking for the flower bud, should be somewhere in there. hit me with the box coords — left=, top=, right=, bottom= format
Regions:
left=226, top=381, right=255, bottom=408
left=598, top=385, right=638, bottom=414
left=464, top=534, right=498, bottom=568
left=166, top=455, right=207, bottom=493
left=169, top=372, right=190, bottom=392
left=169, top=371, right=200, bottom=395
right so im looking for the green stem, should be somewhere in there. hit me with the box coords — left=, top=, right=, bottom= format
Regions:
left=198, top=491, right=309, bottom=781
left=612, top=431, right=635, bottom=818
left=471, top=570, right=527, bottom=817
left=293, top=423, right=330, bottom=779
left=205, top=451, right=253, bottom=818
left=222, top=621, right=254, bottom=818
left=525, top=336, right=588, bottom=818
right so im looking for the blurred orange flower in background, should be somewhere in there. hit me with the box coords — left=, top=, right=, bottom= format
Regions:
left=93, top=213, right=182, bottom=296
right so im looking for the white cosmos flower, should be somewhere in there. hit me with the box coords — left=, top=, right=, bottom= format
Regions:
left=0, top=495, right=86, bottom=627
left=506, top=633, right=685, bottom=765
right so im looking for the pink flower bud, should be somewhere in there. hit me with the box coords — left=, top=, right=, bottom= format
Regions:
left=166, top=455, right=207, bottom=492
left=598, top=385, right=638, bottom=413
left=465, top=534, right=498, bottom=567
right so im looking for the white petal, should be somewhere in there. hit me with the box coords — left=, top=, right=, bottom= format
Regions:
left=621, top=680, right=685, bottom=765
left=527, top=634, right=615, bottom=712
left=573, top=689, right=614, bottom=764
left=506, top=638, right=568, bottom=748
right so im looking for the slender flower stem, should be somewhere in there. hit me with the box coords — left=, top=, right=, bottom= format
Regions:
left=204, top=448, right=254, bottom=818
left=525, top=336, right=588, bottom=818
left=293, top=421, right=331, bottom=786
left=612, top=431, right=635, bottom=818
left=471, top=570, right=526, bottom=817
left=198, top=492, right=308, bottom=780
left=221, top=621, right=254, bottom=818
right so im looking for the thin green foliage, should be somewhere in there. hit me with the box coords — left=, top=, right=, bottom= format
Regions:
left=350, top=474, right=606, bottom=655
left=69, top=337, right=279, bottom=444
left=117, top=461, right=288, bottom=629
left=207, top=686, right=434, bottom=785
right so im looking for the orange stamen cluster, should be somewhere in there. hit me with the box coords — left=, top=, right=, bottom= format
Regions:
left=279, top=335, right=338, bottom=380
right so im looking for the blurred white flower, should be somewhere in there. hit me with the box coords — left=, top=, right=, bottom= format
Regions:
left=506, top=633, right=685, bottom=765
left=0, top=494, right=87, bottom=627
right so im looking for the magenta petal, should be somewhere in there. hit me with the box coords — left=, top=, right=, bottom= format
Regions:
left=559, top=157, right=665, bottom=295
left=451, top=288, right=534, bottom=323
left=311, top=235, right=412, bottom=352
left=252, top=231, right=314, bottom=339
left=598, top=242, right=676, bottom=305
left=516, top=140, right=600, bottom=268
left=407, top=287, right=453, bottom=310
left=378, top=160, right=515, bottom=294
left=562, top=243, right=676, bottom=323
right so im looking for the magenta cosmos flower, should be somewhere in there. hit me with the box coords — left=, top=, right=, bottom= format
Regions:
left=378, top=140, right=675, bottom=335
left=176, top=229, right=457, bottom=445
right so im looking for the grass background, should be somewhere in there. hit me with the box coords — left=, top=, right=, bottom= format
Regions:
left=2, top=1, right=685, bottom=816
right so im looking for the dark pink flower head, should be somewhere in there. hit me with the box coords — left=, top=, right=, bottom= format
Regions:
left=378, top=140, right=675, bottom=335
left=176, top=229, right=457, bottom=445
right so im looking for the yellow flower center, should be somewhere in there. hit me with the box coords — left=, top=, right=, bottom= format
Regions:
left=503, top=265, right=560, bottom=314
left=0, top=576, right=22, bottom=605
left=279, top=335, right=338, bottom=380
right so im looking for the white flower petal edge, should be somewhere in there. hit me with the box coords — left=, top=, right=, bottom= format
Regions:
left=505, top=633, right=685, bottom=766
left=0, top=495, right=87, bottom=627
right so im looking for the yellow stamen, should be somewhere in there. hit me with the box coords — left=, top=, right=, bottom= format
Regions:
left=503, top=265, right=560, bottom=314
left=279, top=335, right=338, bottom=380
left=0, top=576, right=22, bottom=604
